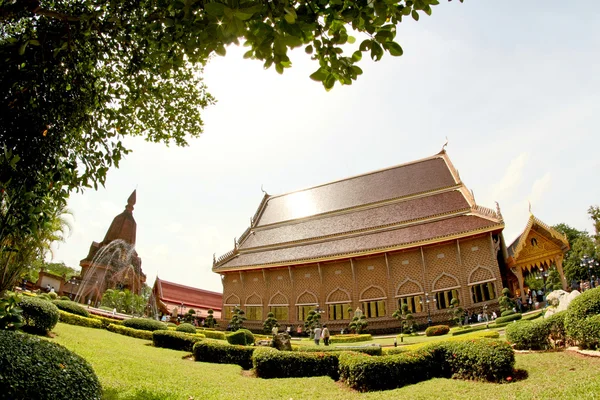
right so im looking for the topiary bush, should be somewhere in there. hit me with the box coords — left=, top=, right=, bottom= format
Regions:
left=52, top=300, right=90, bottom=318
left=253, top=347, right=340, bottom=379
left=193, top=340, right=255, bottom=369
left=339, top=339, right=514, bottom=392
left=238, top=328, right=255, bottom=344
left=493, top=313, right=522, bottom=325
left=19, top=296, right=60, bottom=334
left=106, top=324, right=153, bottom=340
left=60, top=296, right=70, bottom=301
left=121, top=318, right=167, bottom=332
left=565, top=287, right=600, bottom=349
left=0, top=330, right=102, bottom=400
left=425, top=325, right=450, bottom=337
left=329, top=334, right=372, bottom=344
left=153, top=330, right=205, bottom=352
left=500, top=310, right=516, bottom=317
left=58, top=311, right=103, bottom=329
left=48, top=292, right=58, bottom=300
left=176, top=323, right=197, bottom=334
left=226, top=330, right=248, bottom=345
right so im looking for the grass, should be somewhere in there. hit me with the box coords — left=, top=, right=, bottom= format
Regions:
left=50, top=322, right=600, bottom=400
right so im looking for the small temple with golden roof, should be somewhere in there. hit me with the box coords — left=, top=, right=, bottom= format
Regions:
left=212, top=149, right=570, bottom=332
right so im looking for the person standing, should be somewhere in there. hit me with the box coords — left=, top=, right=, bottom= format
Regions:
left=321, top=325, right=330, bottom=346
left=313, top=326, right=322, bottom=346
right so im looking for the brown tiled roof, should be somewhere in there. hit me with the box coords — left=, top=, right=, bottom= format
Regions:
left=156, top=278, right=222, bottom=311
left=218, top=215, right=501, bottom=269
left=256, top=156, right=456, bottom=226
left=240, top=190, right=469, bottom=249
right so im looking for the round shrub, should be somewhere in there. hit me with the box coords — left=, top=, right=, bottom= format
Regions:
left=121, top=318, right=167, bottom=332
left=226, top=330, right=247, bottom=345
left=494, top=313, right=522, bottom=325
left=238, top=328, right=255, bottom=344
left=0, top=330, right=101, bottom=400
left=176, top=323, right=197, bottom=333
left=60, top=296, right=70, bottom=301
left=505, top=320, right=549, bottom=350
left=37, top=293, right=51, bottom=301
left=500, top=310, right=515, bottom=317
left=19, top=296, right=60, bottom=334
left=425, top=325, right=450, bottom=337
left=48, top=292, right=58, bottom=300
left=565, top=287, right=600, bottom=349
left=52, top=300, right=90, bottom=318
left=167, top=322, right=177, bottom=328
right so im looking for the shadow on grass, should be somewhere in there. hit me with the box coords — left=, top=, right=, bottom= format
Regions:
left=102, top=388, right=177, bottom=400
left=510, top=368, right=529, bottom=382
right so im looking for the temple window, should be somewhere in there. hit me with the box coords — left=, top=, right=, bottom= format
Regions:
left=269, top=306, right=288, bottom=321
left=435, top=289, right=459, bottom=310
left=398, top=295, right=423, bottom=314
left=297, top=304, right=316, bottom=321
left=470, top=282, right=496, bottom=303
left=245, top=306, right=263, bottom=321
left=223, top=306, right=236, bottom=320
left=361, top=300, right=386, bottom=318
left=328, top=303, right=351, bottom=320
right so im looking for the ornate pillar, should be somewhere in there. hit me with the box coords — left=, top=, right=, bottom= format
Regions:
left=514, top=267, right=526, bottom=303
left=555, top=256, right=568, bottom=290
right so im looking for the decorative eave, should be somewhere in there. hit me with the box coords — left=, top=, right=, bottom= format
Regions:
left=509, top=214, right=570, bottom=261
left=213, top=222, right=504, bottom=273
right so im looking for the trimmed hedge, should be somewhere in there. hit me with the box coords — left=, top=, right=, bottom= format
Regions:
left=384, top=331, right=500, bottom=354
left=425, top=325, right=450, bottom=337
left=253, top=347, right=340, bottom=379
left=0, top=330, right=101, bottom=400
left=451, top=325, right=489, bottom=336
left=176, top=323, right=197, bottom=334
left=199, top=329, right=226, bottom=340
left=297, top=345, right=382, bottom=356
left=58, top=311, right=103, bottom=329
left=505, top=312, right=567, bottom=350
left=193, top=340, right=255, bottom=369
left=121, top=318, right=167, bottom=332
left=152, top=330, right=205, bottom=352
left=339, top=339, right=514, bottom=392
left=565, top=287, right=600, bottom=349
left=89, top=315, right=122, bottom=328
left=494, top=313, right=522, bottom=325
left=226, top=330, right=248, bottom=345
left=19, top=296, right=60, bottom=334
left=501, top=310, right=516, bottom=317
left=329, top=334, right=372, bottom=344
left=52, top=300, right=90, bottom=318
left=106, top=323, right=154, bottom=340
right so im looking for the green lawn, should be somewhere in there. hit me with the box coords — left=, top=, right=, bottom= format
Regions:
left=50, top=323, right=600, bottom=400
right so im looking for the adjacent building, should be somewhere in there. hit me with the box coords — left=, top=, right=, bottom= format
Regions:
left=212, top=150, right=527, bottom=332
left=148, top=277, right=222, bottom=320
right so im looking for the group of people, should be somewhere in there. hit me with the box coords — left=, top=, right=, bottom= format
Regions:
left=463, top=310, right=496, bottom=325
left=312, top=324, right=331, bottom=346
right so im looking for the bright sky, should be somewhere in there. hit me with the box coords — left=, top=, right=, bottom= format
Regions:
left=52, top=1, right=600, bottom=294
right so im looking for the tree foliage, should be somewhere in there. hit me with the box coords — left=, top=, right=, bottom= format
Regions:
left=392, top=303, right=413, bottom=336
left=229, top=306, right=246, bottom=331
left=263, top=311, right=279, bottom=334
left=205, top=309, right=217, bottom=328
left=554, top=222, right=598, bottom=283
left=1, top=1, right=461, bottom=285
left=304, top=309, right=321, bottom=338
left=100, top=288, right=146, bottom=316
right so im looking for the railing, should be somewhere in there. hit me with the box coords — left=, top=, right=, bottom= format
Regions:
left=215, top=249, right=237, bottom=266
left=472, top=205, right=501, bottom=220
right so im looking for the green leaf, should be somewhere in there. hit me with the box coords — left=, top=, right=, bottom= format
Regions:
left=309, top=68, right=329, bottom=82
left=359, top=39, right=371, bottom=52
left=351, top=51, right=362, bottom=62
left=412, top=10, right=420, bottom=21
left=370, top=41, right=383, bottom=61
left=324, top=74, right=336, bottom=91
left=205, top=2, right=225, bottom=17
left=347, top=36, right=356, bottom=44
left=214, top=45, right=226, bottom=56
left=284, top=13, right=296, bottom=24
left=383, top=41, right=403, bottom=56
left=305, top=45, right=314, bottom=54
left=243, top=50, right=253, bottom=59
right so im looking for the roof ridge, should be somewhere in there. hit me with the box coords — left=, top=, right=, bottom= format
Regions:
left=262, top=152, right=445, bottom=203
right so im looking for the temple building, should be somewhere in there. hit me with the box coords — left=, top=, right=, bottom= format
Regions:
left=212, top=150, right=570, bottom=332
left=505, top=214, right=570, bottom=301
left=69, top=190, right=146, bottom=304
left=148, top=277, right=223, bottom=321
